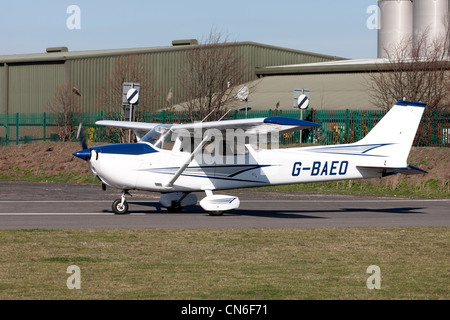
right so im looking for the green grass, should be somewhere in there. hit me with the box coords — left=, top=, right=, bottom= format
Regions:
left=0, top=227, right=448, bottom=300
left=0, top=170, right=100, bottom=185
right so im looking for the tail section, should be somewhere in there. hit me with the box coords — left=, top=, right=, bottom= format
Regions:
left=354, top=100, right=426, bottom=169
left=304, top=99, right=426, bottom=174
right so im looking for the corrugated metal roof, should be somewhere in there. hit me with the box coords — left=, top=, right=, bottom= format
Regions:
left=256, top=58, right=450, bottom=75
left=0, top=41, right=344, bottom=64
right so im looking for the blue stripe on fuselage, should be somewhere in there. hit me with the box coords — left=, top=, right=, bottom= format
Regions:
left=92, top=143, right=158, bottom=155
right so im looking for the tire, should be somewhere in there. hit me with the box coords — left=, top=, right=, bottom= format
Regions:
left=208, top=211, right=224, bottom=216
left=112, top=199, right=129, bottom=215
left=167, top=206, right=182, bottom=213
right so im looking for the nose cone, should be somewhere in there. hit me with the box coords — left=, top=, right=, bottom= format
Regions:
left=72, top=149, right=91, bottom=161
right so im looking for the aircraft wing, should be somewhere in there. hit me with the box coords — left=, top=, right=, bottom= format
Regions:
left=172, top=117, right=321, bottom=134
left=95, top=120, right=160, bottom=140
left=96, top=117, right=321, bottom=139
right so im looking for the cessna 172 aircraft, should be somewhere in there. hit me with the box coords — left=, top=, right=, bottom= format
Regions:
left=73, top=100, right=427, bottom=215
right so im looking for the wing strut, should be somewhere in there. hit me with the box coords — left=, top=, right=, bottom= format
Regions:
left=163, top=131, right=212, bottom=188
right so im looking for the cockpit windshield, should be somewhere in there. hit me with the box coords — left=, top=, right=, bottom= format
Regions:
left=141, top=125, right=174, bottom=150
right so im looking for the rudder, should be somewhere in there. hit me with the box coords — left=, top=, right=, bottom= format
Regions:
left=355, top=100, right=426, bottom=167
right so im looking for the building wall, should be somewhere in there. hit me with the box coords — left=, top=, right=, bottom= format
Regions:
left=0, top=64, right=5, bottom=114
left=244, top=69, right=450, bottom=111
left=243, top=73, right=376, bottom=111
left=7, top=62, right=65, bottom=114
left=0, top=42, right=341, bottom=115
left=69, top=57, right=114, bottom=113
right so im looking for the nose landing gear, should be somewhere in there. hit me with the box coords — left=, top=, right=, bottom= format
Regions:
left=112, top=191, right=130, bottom=214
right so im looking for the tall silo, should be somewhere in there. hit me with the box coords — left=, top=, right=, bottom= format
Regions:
left=378, top=0, right=414, bottom=58
left=413, top=0, right=448, bottom=49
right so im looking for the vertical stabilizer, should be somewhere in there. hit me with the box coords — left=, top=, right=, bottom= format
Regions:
left=355, top=100, right=426, bottom=167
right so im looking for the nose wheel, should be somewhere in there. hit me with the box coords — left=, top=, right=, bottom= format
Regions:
left=112, top=191, right=130, bottom=214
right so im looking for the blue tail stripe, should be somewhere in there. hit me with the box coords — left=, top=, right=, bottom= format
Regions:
left=395, top=100, right=427, bottom=108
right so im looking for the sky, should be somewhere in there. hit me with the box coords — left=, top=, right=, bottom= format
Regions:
left=0, top=0, right=378, bottom=59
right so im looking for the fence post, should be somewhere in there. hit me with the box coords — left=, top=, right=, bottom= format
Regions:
left=43, top=112, right=46, bottom=142
left=15, top=113, right=19, bottom=145
left=345, top=109, right=350, bottom=138
left=5, top=123, right=9, bottom=146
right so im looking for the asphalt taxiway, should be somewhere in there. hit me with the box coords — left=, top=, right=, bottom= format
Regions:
left=0, top=181, right=449, bottom=229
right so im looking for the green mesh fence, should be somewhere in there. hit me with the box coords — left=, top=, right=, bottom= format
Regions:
left=1, top=109, right=449, bottom=147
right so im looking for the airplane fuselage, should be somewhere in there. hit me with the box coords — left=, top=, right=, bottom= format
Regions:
left=89, top=142, right=383, bottom=193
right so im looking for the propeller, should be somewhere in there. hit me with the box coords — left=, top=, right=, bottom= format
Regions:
left=73, top=123, right=107, bottom=191
left=77, top=123, right=88, bottom=150
left=73, top=123, right=90, bottom=161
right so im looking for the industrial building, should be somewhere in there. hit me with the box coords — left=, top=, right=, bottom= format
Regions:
left=1, top=0, right=449, bottom=115
left=0, top=41, right=342, bottom=116
left=250, top=59, right=395, bottom=111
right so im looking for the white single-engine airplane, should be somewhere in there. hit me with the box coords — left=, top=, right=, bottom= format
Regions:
left=73, top=100, right=427, bottom=215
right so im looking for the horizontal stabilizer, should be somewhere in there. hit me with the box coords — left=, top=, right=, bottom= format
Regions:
left=357, top=165, right=428, bottom=176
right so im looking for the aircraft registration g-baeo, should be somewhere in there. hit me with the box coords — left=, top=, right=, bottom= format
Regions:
left=73, top=100, right=427, bottom=215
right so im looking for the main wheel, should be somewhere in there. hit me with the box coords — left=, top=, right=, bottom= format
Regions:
left=167, top=205, right=182, bottom=213
left=112, top=199, right=129, bottom=215
left=208, top=211, right=224, bottom=216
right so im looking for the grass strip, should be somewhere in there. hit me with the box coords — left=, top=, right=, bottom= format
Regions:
left=0, top=227, right=448, bottom=300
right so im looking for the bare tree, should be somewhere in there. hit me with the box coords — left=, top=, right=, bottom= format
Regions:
left=47, top=81, right=81, bottom=142
left=97, top=54, right=159, bottom=142
left=367, top=28, right=450, bottom=112
left=179, top=30, right=250, bottom=121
